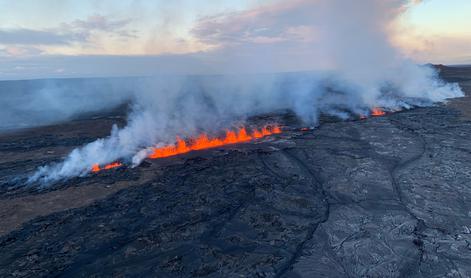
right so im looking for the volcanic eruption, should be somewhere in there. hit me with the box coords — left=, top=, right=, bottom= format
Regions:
left=148, top=125, right=281, bottom=158
left=90, top=125, right=282, bottom=173
left=2, top=1, right=471, bottom=277
left=371, top=107, right=386, bottom=116
left=91, top=162, right=123, bottom=173
left=26, top=0, right=464, bottom=184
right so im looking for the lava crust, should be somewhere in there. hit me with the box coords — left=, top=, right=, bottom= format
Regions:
left=0, top=66, right=470, bottom=277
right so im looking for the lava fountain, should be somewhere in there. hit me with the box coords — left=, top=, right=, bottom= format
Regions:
left=91, top=125, right=281, bottom=173
left=149, top=125, right=281, bottom=159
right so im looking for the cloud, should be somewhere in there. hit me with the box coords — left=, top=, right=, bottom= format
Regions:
left=192, top=0, right=318, bottom=47
left=403, top=35, right=471, bottom=64
left=63, top=14, right=136, bottom=38
left=0, top=45, right=43, bottom=56
left=188, top=0, right=331, bottom=73
left=0, top=54, right=213, bottom=80
left=188, top=0, right=432, bottom=74
left=69, top=15, right=130, bottom=31
left=0, top=14, right=134, bottom=55
left=0, top=29, right=74, bottom=45
left=1, top=0, right=468, bottom=80
left=0, top=0, right=421, bottom=78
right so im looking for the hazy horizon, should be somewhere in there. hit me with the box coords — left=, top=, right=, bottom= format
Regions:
left=1, top=0, right=470, bottom=80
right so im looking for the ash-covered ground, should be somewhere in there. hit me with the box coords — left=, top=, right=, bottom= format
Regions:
left=0, top=66, right=471, bottom=277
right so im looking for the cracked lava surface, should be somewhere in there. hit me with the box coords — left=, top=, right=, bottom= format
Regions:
left=0, top=66, right=470, bottom=277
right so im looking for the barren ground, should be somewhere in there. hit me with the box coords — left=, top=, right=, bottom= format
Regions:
left=0, top=66, right=470, bottom=277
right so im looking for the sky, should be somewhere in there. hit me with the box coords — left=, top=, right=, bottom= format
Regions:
left=0, top=0, right=470, bottom=80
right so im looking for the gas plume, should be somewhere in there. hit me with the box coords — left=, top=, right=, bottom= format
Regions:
left=90, top=125, right=281, bottom=174
left=0, top=77, right=134, bottom=131
left=28, top=0, right=463, bottom=183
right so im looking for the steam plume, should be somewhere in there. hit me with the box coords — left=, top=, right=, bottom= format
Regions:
left=0, top=78, right=133, bottom=130
left=28, top=0, right=463, bottom=184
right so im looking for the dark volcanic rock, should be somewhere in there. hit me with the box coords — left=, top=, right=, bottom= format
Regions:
left=0, top=67, right=471, bottom=277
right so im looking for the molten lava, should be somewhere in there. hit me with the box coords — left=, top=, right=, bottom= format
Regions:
left=90, top=125, right=282, bottom=173
left=371, top=107, right=386, bottom=116
left=91, top=162, right=122, bottom=173
left=148, top=125, right=281, bottom=159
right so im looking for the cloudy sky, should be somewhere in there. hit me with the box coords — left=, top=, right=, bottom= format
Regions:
left=0, top=0, right=470, bottom=80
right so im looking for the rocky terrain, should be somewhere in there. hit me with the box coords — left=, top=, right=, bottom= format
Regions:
left=0, top=66, right=470, bottom=277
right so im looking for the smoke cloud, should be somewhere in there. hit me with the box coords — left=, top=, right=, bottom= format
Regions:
left=0, top=78, right=134, bottom=131
left=28, top=0, right=463, bottom=184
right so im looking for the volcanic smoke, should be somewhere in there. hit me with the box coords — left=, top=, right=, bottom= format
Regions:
left=149, top=125, right=280, bottom=158
left=27, top=0, right=464, bottom=184
left=90, top=125, right=281, bottom=173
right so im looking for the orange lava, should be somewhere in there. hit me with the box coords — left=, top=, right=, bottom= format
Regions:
left=148, top=125, right=282, bottom=159
left=371, top=107, right=386, bottom=116
left=91, top=162, right=122, bottom=172
left=90, top=125, right=281, bottom=174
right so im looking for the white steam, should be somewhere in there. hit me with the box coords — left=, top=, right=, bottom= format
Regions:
left=28, top=0, right=463, bottom=184
left=0, top=78, right=133, bottom=131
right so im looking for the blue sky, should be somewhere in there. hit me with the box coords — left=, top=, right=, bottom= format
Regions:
left=407, top=0, right=471, bottom=35
left=0, top=0, right=470, bottom=80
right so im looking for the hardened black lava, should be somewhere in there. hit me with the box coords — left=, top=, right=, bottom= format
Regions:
left=0, top=65, right=470, bottom=277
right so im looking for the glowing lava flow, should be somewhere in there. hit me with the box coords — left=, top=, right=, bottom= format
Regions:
left=90, top=125, right=281, bottom=173
left=148, top=125, right=282, bottom=159
left=91, top=162, right=122, bottom=173
left=371, top=107, right=386, bottom=116
left=360, top=107, right=386, bottom=119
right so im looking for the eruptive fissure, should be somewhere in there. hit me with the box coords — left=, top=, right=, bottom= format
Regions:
left=91, top=125, right=282, bottom=173
left=371, top=107, right=386, bottom=116
left=90, top=108, right=388, bottom=174
left=149, top=125, right=281, bottom=159
left=91, top=162, right=123, bottom=173
left=359, top=107, right=387, bottom=119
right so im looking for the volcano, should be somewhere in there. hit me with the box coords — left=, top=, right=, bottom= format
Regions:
left=0, top=65, right=470, bottom=277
